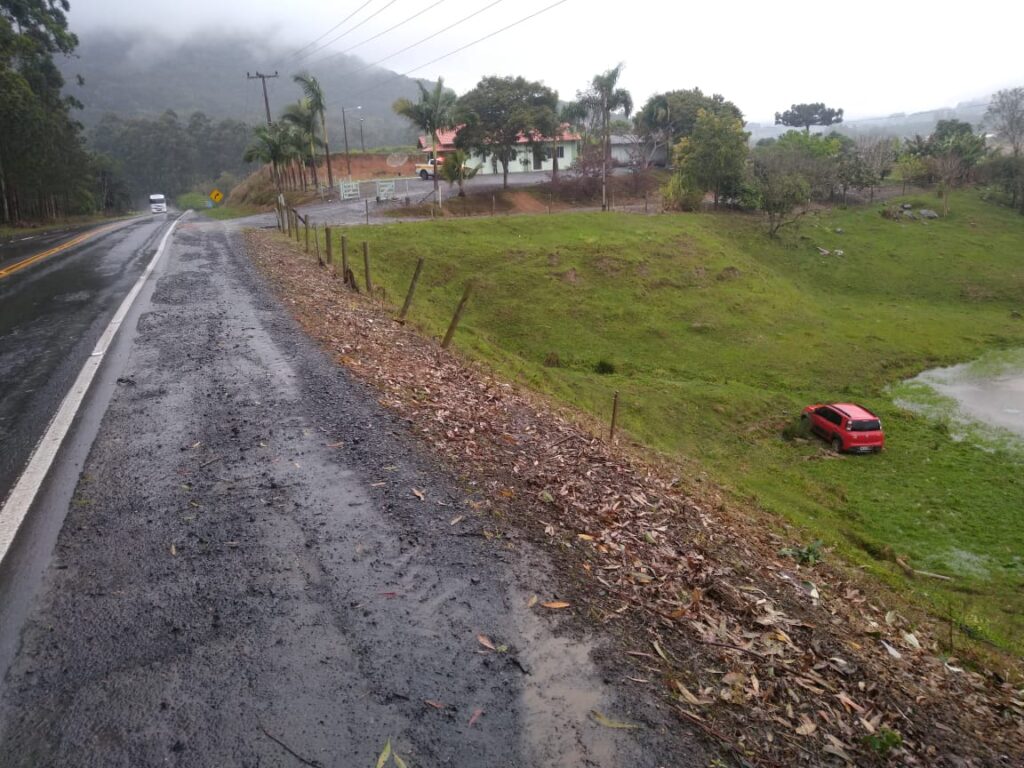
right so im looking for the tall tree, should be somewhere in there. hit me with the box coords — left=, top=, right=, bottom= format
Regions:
left=294, top=73, right=333, bottom=189
left=774, top=103, right=844, bottom=134
left=393, top=78, right=458, bottom=208
left=280, top=100, right=321, bottom=190
left=672, top=109, right=748, bottom=206
left=985, top=87, right=1024, bottom=158
left=454, top=76, right=558, bottom=190
left=572, top=64, right=632, bottom=210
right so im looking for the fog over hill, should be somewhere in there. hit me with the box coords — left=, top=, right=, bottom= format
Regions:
left=60, top=31, right=428, bottom=147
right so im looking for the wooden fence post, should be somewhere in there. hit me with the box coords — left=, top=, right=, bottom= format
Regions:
left=341, top=235, right=349, bottom=286
left=284, top=204, right=291, bottom=236
left=441, top=282, right=473, bottom=349
left=365, top=199, right=370, bottom=225
left=325, top=226, right=333, bottom=265
left=362, top=241, right=373, bottom=294
left=610, top=391, right=620, bottom=440
left=491, top=195, right=496, bottom=216
left=304, top=217, right=310, bottom=254
left=314, top=224, right=323, bottom=265
left=398, top=257, right=424, bottom=323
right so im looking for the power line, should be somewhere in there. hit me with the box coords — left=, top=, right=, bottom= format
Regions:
left=304, top=0, right=448, bottom=67
left=295, top=0, right=402, bottom=64
left=352, top=0, right=571, bottom=97
left=311, top=0, right=505, bottom=79
left=275, top=0, right=375, bottom=65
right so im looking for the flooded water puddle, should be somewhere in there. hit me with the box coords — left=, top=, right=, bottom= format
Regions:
left=894, top=349, right=1024, bottom=448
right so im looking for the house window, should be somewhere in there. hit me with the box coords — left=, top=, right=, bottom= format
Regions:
left=557, top=146, right=565, bottom=159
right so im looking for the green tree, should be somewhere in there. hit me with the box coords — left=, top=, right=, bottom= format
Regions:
left=671, top=109, right=749, bottom=206
left=454, top=76, right=558, bottom=190
left=437, top=148, right=478, bottom=196
left=634, top=88, right=743, bottom=164
left=895, top=154, right=928, bottom=193
left=280, top=100, right=321, bottom=191
left=774, top=103, right=844, bottom=134
left=747, top=144, right=812, bottom=237
left=293, top=73, right=333, bottom=189
left=393, top=78, right=458, bottom=208
left=571, top=64, right=632, bottom=210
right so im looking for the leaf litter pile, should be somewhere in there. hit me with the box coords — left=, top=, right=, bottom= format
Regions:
left=248, top=231, right=1023, bottom=766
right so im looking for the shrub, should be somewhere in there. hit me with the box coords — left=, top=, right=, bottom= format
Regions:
left=594, top=359, right=616, bottom=375
left=543, top=352, right=561, bottom=368
left=780, top=540, right=824, bottom=566
left=662, top=174, right=704, bottom=211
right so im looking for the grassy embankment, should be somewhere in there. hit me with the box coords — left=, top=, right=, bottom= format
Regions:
left=317, top=191, right=1024, bottom=653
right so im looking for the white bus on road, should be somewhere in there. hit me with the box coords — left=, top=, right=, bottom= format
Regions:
left=149, top=194, right=167, bottom=213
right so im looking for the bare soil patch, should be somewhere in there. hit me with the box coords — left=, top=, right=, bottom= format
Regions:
left=247, top=228, right=1024, bottom=767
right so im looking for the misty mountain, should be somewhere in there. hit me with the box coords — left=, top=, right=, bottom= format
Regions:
left=59, top=31, right=427, bottom=147
left=745, top=99, right=992, bottom=143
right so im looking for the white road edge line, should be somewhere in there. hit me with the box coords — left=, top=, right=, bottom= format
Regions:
left=0, top=212, right=190, bottom=567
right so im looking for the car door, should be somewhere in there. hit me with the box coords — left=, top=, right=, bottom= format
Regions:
left=811, top=407, right=833, bottom=437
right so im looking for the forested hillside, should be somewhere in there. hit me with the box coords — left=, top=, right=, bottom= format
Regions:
left=60, top=32, right=424, bottom=147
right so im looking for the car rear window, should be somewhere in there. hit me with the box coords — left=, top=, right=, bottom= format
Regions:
left=850, top=419, right=881, bottom=431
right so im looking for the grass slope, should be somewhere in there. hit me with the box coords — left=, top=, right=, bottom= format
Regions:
left=326, top=191, right=1024, bottom=652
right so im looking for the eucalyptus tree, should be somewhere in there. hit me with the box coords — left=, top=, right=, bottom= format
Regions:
left=393, top=78, right=458, bottom=207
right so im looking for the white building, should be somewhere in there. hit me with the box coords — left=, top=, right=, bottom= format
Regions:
left=418, top=127, right=582, bottom=175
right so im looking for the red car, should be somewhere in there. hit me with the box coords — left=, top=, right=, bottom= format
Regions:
left=802, top=403, right=885, bottom=453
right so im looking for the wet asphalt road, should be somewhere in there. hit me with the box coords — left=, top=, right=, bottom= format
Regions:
left=0, top=214, right=170, bottom=506
left=0, top=217, right=707, bottom=766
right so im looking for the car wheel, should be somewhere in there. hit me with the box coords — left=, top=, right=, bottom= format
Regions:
left=419, top=170, right=429, bottom=180
left=831, top=436, right=843, bottom=453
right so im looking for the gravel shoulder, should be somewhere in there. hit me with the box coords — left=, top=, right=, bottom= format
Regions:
left=0, top=218, right=708, bottom=766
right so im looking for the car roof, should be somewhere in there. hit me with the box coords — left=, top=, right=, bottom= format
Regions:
left=830, top=403, right=878, bottom=420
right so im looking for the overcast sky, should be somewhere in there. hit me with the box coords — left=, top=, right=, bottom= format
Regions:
left=67, top=0, right=1022, bottom=123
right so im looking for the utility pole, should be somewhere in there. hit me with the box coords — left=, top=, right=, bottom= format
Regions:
left=247, top=71, right=279, bottom=126
left=342, top=105, right=361, bottom=177
left=359, top=118, right=366, bottom=153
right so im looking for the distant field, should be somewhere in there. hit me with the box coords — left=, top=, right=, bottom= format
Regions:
left=323, top=191, right=1024, bottom=652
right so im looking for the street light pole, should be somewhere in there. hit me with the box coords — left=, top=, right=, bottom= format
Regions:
left=342, top=105, right=362, bottom=177
left=359, top=118, right=365, bottom=154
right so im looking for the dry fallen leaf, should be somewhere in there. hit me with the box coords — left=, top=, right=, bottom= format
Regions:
left=477, top=634, right=496, bottom=651
left=411, top=488, right=425, bottom=501
left=468, top=708, right=484, bottom=727
left=424, top=700, right=445, bottom=709
left=527, top=595, right=538, bottom=608
left=169, top=544, right=177, bottom=556
left=795, top=716, right=817, bottom=736
left=542, top=600, right=570, bottom=609
left=449, top=515, right=465, bottom=525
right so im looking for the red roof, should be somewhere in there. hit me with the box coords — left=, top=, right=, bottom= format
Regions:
left=418, top=125, right=580, bottom=150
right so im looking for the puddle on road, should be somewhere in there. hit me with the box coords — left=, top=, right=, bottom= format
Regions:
left=509, top=588, right=643, bottom=767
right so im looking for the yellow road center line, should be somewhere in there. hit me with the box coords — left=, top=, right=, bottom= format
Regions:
left=0, top=222, right=125, bottom=280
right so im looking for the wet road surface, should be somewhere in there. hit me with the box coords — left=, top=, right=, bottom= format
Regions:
left=0, top=215, right=169, bottom=504
left=0, top=218, right=707, bottom=766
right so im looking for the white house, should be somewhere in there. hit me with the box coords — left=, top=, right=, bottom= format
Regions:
left=417, top=127, right=581, bottom=175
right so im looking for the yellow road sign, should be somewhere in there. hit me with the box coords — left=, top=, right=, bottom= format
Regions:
left=209, top=189, right=224, bottom=204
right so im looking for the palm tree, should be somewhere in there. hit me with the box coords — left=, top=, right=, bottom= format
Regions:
left=293, top=74, right=333, bottom=190
left=243, top=124, right=287, bottom=191
left=393, top=78, right=458, bottom=208
left=281, top=100, right=322, bottom=191
left=437, top=149, right=478, bottom=197
left=579, top=64, right=632, bottom=210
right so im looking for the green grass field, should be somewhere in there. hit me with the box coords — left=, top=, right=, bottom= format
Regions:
left=321, top=191, right=1024, bottom=653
